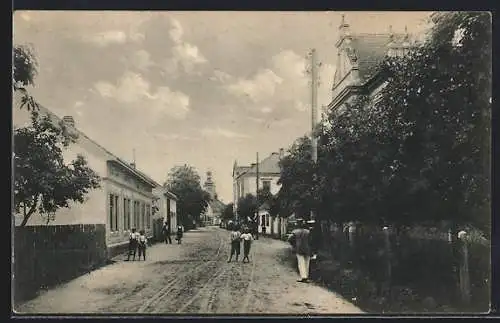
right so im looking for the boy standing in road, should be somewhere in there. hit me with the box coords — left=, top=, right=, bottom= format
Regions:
left=137, top=230, right=148, bottom=261
left=288, top=219, right=312, bottom=283
left=127, top=228, right=139, bottom=261
left=227, top=224, right=242, bottom=263
left=240, top=228, right=254, bottom=263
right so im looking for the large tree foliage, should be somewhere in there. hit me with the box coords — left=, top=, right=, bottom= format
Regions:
left=13, top=44, right=101, bottom=226
left=13, top=44, right=40, bottom=111
left=164, top=165, right=209, bottom=229
left=278, top=12, right=491, bottom=235
left=14, top=114, right=101, bottom=226
left=221, top=203, right=235, bottom=222
left=237, top=193, right=258, bottom=222
left=277, top=136, right=321, bottom=219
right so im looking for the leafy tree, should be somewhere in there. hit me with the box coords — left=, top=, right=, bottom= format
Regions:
left=314, top=11, right=491, bottom=234
left=13, top=44, right=101, bottom=226
left=164, top=165, right=209, bottom=229
left=13, top=44, right=40, bottom=111
left=221, top=203, right=235, bottom=222
left=277, top=136, right=321, bottom=219
left=237, top=193, right=258, bottom=223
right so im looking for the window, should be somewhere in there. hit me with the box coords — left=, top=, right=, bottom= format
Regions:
left=141, top=202, right=145, bottom=230
left=123, top=198, right=131, bottom=230
left=262, top=180, right=271, bottom=192
left=145, top=204, right=151, bottom=229
left=109, top=194, right=118, bottom=232
left=133, top=201, right=140, bottom=229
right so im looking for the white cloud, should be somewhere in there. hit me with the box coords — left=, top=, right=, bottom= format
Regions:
left=261, top=106, right=272, bottom=114
left=74, top=101, right=84, bottom=107
left=164, top=18, right=208, bottom=76
left=201, top=127, right=250, bottom=139
left=94, top=71, right=190, bottom=119
left=153, top=133, right=197, bottom=141
left=226, top=69, right=283, bottom=103
left=131, top=49, right=154, bottom=71
left=209, top=70, right=233, bottom=83
left=83, top=30, right=128, bottom=46
left=20, top=12, right=31, bottom=21
left=225, top=49, right=335, bottom=114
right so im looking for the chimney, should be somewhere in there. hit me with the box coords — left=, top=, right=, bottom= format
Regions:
left=130, top=162, right=136, bottom=169
left=62, top=116, right=75, bottom=128
left=279, top=148, right=285, bottom=159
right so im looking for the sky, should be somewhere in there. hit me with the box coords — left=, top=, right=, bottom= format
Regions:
left=13, top=11, right=432, bottom=203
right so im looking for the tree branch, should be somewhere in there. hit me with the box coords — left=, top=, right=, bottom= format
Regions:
left=20, top=195, right=39, bottom=227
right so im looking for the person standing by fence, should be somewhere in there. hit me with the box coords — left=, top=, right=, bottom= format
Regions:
left=288, top=219, right=312, bottom=283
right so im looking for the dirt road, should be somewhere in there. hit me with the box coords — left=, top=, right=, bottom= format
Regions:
left=15, top=227, right=362, bottom=314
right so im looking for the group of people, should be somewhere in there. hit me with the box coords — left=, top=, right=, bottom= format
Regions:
left=161, top=223, right=184, bottom=245
left=127, top=228, right=148, bottom=261
left=227, top=223, right=254, bottom=263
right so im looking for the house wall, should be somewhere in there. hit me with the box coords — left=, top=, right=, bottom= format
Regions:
left=169, top=198, right=177, bottom=230
left=13, top=106, right=108, bottom=227
left=105, top=162, right=156, bottom=247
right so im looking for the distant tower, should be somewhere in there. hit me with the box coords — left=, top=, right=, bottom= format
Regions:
left=204, top=170, right=217, bottom=200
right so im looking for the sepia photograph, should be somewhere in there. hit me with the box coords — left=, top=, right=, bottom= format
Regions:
left=12, top=10, right=491, bottom=315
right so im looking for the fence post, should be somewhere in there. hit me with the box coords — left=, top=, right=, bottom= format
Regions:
left=458, top=230, right=471, bottom=305
left=348, top=222, right=356, bottom=249
left=383, top=226, right=392, bottom=296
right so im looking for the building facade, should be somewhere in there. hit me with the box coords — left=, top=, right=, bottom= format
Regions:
left=12, top=97, right=176, bottom=256
left=202, top=171, right=225, bottom=226
left=326, top=15, right=415, bottom=118
left=232, top=149, right=284, bottom=212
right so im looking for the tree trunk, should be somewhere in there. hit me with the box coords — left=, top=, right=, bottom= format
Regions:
left=20, top=198, right=38, bottom=227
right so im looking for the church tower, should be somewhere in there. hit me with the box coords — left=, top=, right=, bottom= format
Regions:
left=204, top=170, right=217, bottom=200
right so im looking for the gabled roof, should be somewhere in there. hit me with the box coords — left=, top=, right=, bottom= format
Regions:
left=13, top=93, right=162, bottom=189
left=236, top=152, right=281, bottom=179
left=349, top=33, right=408, bottom=82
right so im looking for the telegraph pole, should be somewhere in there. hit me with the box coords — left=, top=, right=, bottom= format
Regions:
left=305, top=49, right=321, bottom=221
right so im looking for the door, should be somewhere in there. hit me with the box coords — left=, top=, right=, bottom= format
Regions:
left=166, top=198, right=171, bottom=232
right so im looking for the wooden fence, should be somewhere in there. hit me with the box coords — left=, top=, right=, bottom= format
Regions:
left=318, top=222, right=490, bottom=312
left=13, top=224, right=107, bottom=303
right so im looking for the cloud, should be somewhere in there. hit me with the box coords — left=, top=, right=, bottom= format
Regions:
left=226, top=69, right=283, bottom=103
left=209, top=70, right=233, bottom=83
left=19, top=12, right=31, bottom=21
left=200, top=127, right=250, bottom=139
left=164, top=18, right=208, bottom=76
left=131, top=49, right=154, bottom=71
left=152, top=133, right=198, bottom=141
left=94, top=71, right=190, bottom=119
left=83, top=30, right=128, bottom=46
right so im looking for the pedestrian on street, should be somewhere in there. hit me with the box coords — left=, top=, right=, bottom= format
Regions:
left=240, top=227, right=254, bottom=263
left=227, top=224, right=242, bottom=263
left=288, top=218, right=312, bottom=283
left=162, top=222, right=172, bottom=244
left=137, top=230, right=148, bottom=261
left=308, top=220, right=320, bottom=260
left=176, top=225, right=183, bottom=244
left=127, top=228, right=139, bottom=261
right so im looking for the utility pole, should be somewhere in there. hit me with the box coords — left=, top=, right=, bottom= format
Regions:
left=255, top=152, right=260, bottom=228
left=305, top=49, right=321, bottom=221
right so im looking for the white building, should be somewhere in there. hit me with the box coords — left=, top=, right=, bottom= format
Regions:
left=13, top=95, right=177, bottom=257
left=232, top=149, right=284, bottom=212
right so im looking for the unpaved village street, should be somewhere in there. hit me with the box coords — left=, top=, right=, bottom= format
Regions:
left=15, top=227, right=362, bottom=314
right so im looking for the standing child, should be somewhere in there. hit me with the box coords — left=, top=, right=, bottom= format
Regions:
left=240, top=228, right=254, bottom=263
left=127, top=228, right=139, bottom=261
left=227, top=224, right=242, bottom=263
left=176, top=225, right=183, bottom=244
left=137, top=230, right=148, bottom=261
